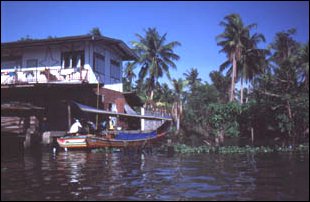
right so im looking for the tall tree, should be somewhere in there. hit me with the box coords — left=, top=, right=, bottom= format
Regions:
left=89, top=27, right=102, bottom=37
left=183, top=68, right=202, bottom=91
left=297, top=43, right=309, bottom=91
left=158, top=83, right=174, bottom=107
left=238, top=33, right=267, bottom=103
left=172, top=78, right=185, bottom=132
left=209, top=70, right=231, bottom=103
left=254, top=29, right=309, bottom=143
left=216, top=13, right=257, bottom=102
left=123, top=62, right=136, bottom=91
left=132, top=28, right=181, bottom=102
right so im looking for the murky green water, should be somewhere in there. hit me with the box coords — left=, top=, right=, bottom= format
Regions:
left=1, top=149, right=309, bottom=201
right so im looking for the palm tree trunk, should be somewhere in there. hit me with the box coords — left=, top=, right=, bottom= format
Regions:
left=150, top=90, right=154, bottom=101
left=286, top=100, right=295, bottom=144
left=240, top=77, right=244, bottom=104
left=176, top=102, right=180, bottom=132
left=176, top=116, right=180, bottom=132
left=173, top=101, right=182, bottom=132
left=251, top=127, right=254, bottom=144
left=177, top=98, right=182, bottom=131
left=230, top=53, right=237, bottom=102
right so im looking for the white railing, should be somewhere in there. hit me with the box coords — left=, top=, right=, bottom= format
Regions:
left=144, top=108, right=172, bottom=119
left=1, top=67, right=89, bottom=85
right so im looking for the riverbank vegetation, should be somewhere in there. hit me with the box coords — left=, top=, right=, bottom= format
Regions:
left=170, top=143, right=309, bottom=154
left=124, top=13, right=309, bottom=148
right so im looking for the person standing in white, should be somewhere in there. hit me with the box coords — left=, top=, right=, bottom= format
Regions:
left=69, top=119, right=82, bottom=134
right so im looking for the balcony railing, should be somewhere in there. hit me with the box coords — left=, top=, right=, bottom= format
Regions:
left=1, top=67, right=89, bottom=85
left=144, top=109, right=172, bottom=119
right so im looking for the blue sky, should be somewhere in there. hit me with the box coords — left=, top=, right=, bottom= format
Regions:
left=1, top=1, right=309, bottom=85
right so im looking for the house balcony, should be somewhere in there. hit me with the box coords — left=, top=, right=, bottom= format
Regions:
left=1, top=67, right=90, bottom=85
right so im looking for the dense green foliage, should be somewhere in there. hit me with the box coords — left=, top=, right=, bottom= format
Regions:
left=124, top=15, right=309, bottom=147
left=249, top=29, right=309, bottom=145
left=207, top=102, right=241, bottom=138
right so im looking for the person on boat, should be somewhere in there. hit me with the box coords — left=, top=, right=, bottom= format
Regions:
left=40, top=116, right=49, bottom=132
left=100, top=120, right=107, bottom=131
left=108, top=116, right=115, bottom=131
left=79, top=118, right=89, bottom=134
left=87, top=121, right=96, bottom=134
left=68, top=119, right=82, bottom=135
left=94, top=120, right=107, bottom=136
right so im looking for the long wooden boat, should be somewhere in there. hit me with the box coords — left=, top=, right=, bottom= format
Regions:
left=57, top=135, right=92, bottom=149
left=57, top=121, right=170, bottom=149
left=86, top=130, right=166, bottom=148
left=86, top=120, right=170, bottom=149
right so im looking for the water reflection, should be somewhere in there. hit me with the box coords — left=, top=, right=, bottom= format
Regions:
left=1, top=149, right=309, bottom=201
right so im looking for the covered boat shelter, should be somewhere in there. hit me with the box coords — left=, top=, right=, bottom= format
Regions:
left=72, top=101, right=172, bottom=131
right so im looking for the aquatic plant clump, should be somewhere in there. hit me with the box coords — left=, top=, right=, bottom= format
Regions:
left=171, top=143, right=309, bottom=154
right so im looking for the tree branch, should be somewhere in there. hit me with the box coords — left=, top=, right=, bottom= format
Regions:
left=259, top=90, right=282, bottom=98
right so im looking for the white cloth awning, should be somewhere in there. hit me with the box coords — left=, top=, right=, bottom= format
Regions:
left=124, top=103, right=138, bottom=115
left=73, top=101, right=172, bottom=121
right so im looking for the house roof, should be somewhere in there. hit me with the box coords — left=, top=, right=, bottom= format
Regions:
left=1, top=34, right=138, bottom=61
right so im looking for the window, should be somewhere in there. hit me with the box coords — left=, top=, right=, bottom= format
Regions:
left=110, top=59, right=120, bottom=82
left=93, top=53, right=105, bottom=74
left=108, top=103, right=117, bottom=112
left=61, top=51, right=84, bottom=69
left=26, top=59, right=38, bottom=68
left=108, top=103, right=113, bottom=111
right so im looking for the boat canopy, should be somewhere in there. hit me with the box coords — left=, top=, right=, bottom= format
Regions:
left=73, top=101, right=172, bottom=121
left=124, top=103, right=138, bottom=115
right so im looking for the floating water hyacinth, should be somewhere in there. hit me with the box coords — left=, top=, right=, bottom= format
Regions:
left=170, top=143, right=309, bottom=154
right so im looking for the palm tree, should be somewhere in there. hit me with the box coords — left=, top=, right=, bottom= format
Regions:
left=183, top=68, right=202, bottom=90
left=132, top=28, right=181, bottom=102
left=171, top=78, right=185, bottom=132
left=158, top=83, right=174, bottom=107
left=270, top=28, right=299, bottom=63
left=217, top=13, right=257, bottom=102
left=268, top=29, right=301, bottom=138
left=298, top=43, right=309, bottom=91
left=209, top=70, right=231, bottom=103
left=123, top=62, right=136, bottom=91
left=238, top=33, right=267, bottom=103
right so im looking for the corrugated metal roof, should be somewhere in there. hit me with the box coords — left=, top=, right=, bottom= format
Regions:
left=1, top=34, right=138, bottom=61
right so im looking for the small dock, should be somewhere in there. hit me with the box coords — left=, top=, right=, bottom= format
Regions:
left=1, top=102, right=44, bottom=154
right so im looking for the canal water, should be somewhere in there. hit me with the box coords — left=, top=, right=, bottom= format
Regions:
left=1, top=149, right=309, bottom=201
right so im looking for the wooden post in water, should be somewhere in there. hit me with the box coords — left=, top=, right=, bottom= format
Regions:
left=96, top=83, right=100, bottom=130
left=68, top=103, right=71, bottom=130
left=251, top=127, right=254, bottom=144
left=141, top=107, right=145, bottom=131
left=36, top=67, right=38, bottom=83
